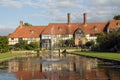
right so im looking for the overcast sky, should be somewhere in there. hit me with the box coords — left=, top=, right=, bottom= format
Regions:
left=0, top=0, right=120, bottom=36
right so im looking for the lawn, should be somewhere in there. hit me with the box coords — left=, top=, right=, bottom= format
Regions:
left=0, top=52, right=26, bottom=60
left=71, top=51, right=120, bottom=60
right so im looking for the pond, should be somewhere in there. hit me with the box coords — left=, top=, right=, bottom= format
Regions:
left=0, top=52, right=120, bottom=80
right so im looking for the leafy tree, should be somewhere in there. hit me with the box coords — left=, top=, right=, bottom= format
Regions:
left=96, top=33, right=105, bottom=44
left=85, top=40, right=94, bottom=48
left=14, top=41, right=39, bottom=50
left=96, top=28, right=120, bottom=52
left=23, top=22, right=32, bottom=26
left=14, top=40, right=27, bottom=50
left=113, top=15, right=120, bottom=20
left=26, top=42, right=39, bottom=50
left=65, top=39, right=74, bottom=47
left=0, top=36, right=9, bottom=53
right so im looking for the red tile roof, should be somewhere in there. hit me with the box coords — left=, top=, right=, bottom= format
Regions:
left=82, top=23, right=106, bottom=34
left=42, top=23, right=69, bottom=35
left=8, top=20, right=119, bottom=38
left=8, top=26, right=46, bottom=38
left=107, top=20, right=120, bottom=29
left=42, top=22, right=106, bottom=35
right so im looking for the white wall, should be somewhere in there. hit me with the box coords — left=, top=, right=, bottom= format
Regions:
left=8, top=37, right=40, bottom=45
left=85, top=34, right=97, bottom=42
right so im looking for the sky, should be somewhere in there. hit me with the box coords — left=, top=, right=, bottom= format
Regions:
left=0, top=0, right=120, bottom=36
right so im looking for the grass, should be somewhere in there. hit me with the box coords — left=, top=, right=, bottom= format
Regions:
left=0, top=52, right=26, bottom=59
left=71, top=51, right=120, bottom=60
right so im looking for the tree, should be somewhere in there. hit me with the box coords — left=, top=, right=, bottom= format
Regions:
left=85, top=40, right=94, bottom=48
left=26, top=42, right=39, bottom=50
left=14, top=40, right=39, bottom=50
left=14, top=40, right=27, bottom=50
left=96, top=28, right=120, bottom=52
left=96, top=33, right=105, bottom=44
left=113, top=15, right=120, bottom=20
left=65, top=39, right=74, bottom=47
left=23, top=22, right=32, bottom=26
left=0, top=36, right=9, bottom=53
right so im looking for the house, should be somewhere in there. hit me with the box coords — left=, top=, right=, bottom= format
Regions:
left=8, top=13, right=120, bottom=49
left=8, top=21, right=46, bottom=45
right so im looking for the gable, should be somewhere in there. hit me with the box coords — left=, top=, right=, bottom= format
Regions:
left=74, top=28, right=85, bottom=38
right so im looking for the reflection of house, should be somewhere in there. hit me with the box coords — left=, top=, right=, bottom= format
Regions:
left=8, top=56, right=120, bottom=80
left=8, top=58, right=80, bottom=80
left=8, top=60, right=38, bottom=72
left=8, top=13, right=120, bottom=49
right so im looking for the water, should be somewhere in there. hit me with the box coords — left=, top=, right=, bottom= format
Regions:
left=0, top=53, right=120, bottom=80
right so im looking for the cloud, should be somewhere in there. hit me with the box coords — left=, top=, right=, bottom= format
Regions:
left=41, top=0, right=120, bottom=22
left=0, top=0, right=120, bottom=23
left=0, top=25, right=14, bottom=36
left=0, top=0, right=120, bottom=36
left=0, top=0, right=22, bottom=8
left=0, top=0, right=41, bottom=8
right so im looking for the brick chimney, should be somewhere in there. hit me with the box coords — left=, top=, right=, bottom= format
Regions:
left=67, top=13, right=70, bottom=25
left=20, top=20, right=23, bottom=28
left=83, top=13, right=87, bottom=25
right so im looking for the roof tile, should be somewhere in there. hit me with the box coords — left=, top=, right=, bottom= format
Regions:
left=8, top=26, right=46, bottom=38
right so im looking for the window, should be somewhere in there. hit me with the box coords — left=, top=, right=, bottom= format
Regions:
left=28, top=38, right=35, bottom=41
left=18, top=38, right=23, bottom=42
left=61, top=34, right=68, bottom=38
left=94, top=26, right=97, bottom=31
left=30, top=30, right=34, bottom=34
left=11, top=38, right=14, bottom=40
left=90, top=34, right=98, bottom=36
left=116, top=22, right=120, bottom=27
left=58, top=26, right=62, bottom=31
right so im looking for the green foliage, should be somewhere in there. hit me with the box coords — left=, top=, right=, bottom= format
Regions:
left=85, top=40, right=94, bottom=48
left=26, top=42, right=39, bottom=50
left=113, top=15, right=120, bottom=20
left=0, top=36, right=9, bottom=53
left=96, top=33, right=105, bottom=44
left=0, top=52, right=26, bottom=59
left=14, top=40, right=39, bottom=50
left=96, top=28, right=120, bottom=52
left=23, top=22, right=32, bottom=26
left=14, top=40, right=27, bottom=50
left=65, top=38, right=74, bottom=47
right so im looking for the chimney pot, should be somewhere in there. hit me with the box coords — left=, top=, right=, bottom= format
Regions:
left=67, top=13, right=70, bottom=25
left=20, top=20, right=23, bottom=28
left=83, top=13, right=87, bottom=25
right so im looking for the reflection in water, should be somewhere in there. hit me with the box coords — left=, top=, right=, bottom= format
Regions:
left=0, top=54, right=120, bottom=80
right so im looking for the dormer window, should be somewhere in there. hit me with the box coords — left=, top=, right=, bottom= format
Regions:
left=58, top=26, right=62, bottom=31
left=30, top=30, right=34, bottom=34
left=94, top=26, right=97, bottom=31
left=116, top=22, right=120, bottom=27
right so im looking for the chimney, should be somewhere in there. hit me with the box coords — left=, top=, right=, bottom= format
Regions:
left=20, top=20, right=23, bottom=28
left=83, top=13, right=87, bottom=25
left=67, top=13, right=70, bottom=25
